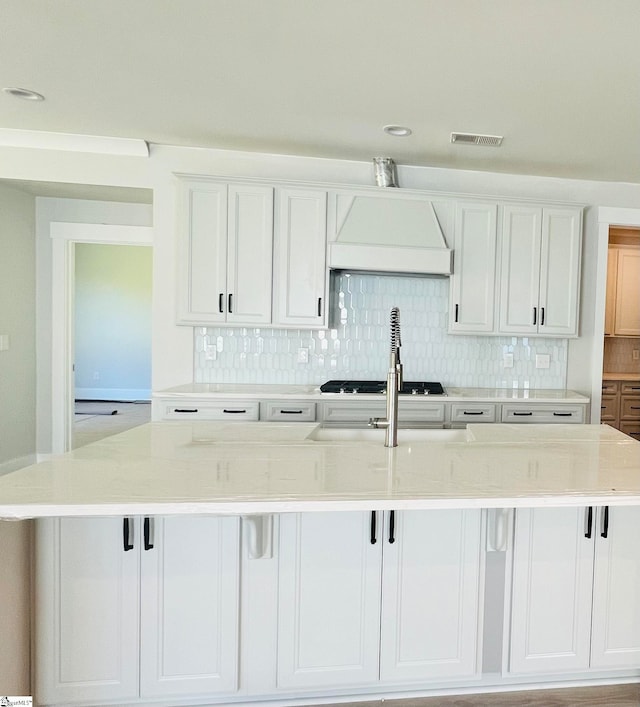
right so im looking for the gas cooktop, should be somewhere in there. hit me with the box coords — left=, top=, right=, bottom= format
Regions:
left=319, top=380, right=446, bottom=395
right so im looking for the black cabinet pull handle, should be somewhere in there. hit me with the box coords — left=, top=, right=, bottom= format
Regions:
left=630, top=406, right=640, bottom=410
left=585, top=506, right=593, bottom=539
left=219, top=293, right=224, bottom=313
left=388, top=510, right=396, bottom=544
left=370, top=511, right=377, bottom=545
left=174, top=408, right=198, bottom=413
left=553, top=412, right=573, bottom=417
left=123, top=518, right=133, bottom=552
left=631, top=432, right=640, bottom=438
left=317, top=297, right=322, bottom=317
left=601, top=506, right=609, bottom=539
left=228, top=293, right=233, bottom=313
left=630, top=387, right=640, bottom=390
left=513, top=411, right=533, bottom=416
left=533, top=307, right=537, bottom=325
left=280, top=409, right=303, bottom=414
left=455, top=304, right=459, bottom=323
left=463, top=410, right=484, bottom=415
left=144, top=517, right=154, bottom=551
left=223, top=408, right=247, bottom=414
left=540, top=307, right=545, bottom=326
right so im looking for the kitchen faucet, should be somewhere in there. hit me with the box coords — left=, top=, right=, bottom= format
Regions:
left=370, top=307, right=403, bottom=447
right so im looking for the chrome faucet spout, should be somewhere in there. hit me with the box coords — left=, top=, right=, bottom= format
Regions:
left=385, top=307, right=403, bottom=447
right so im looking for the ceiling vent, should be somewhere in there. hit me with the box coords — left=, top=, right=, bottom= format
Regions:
left=451, top=132, right=503, bottom=147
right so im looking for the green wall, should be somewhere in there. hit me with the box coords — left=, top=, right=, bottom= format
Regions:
left=74, top=243, right=152, bottom=400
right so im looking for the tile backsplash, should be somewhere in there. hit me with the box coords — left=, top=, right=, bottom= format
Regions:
left=603, top=337, right=640, bottom=375
left=195, top=273, right=568, bottom=389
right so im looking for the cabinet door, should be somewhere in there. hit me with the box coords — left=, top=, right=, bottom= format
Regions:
left=499, top=206, right=542, bottom=334
left=226, top=184, right=274, bottom=325
left=277, top=511, right=382, bottom=689
left=538, top=208, right=582, bottom=336
left=509, top=507, right=593, bottom=674
left=177, top=180, right=228, bottom=325
left=35, top=517, right=140, bottom=705
left=449, top=202, right=498, bottom=333
left=380, top=509, right=483, bottom=682
left=604, top=248, right=618, bottom=336
left=140, top=516, right=240, bottom=698
left=591, top=507, right=640, bottom=669
left=614, top=248, right=640, bottom=336
left=273, top=188, right=328, bottom=327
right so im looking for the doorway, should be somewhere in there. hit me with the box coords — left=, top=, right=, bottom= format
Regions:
left=50, top=222, right=153, bottom=453
left=73, top=242, right=152, bottom=448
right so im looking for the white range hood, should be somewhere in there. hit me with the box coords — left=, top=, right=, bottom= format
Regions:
left=327, top=193, right=453, bottom=276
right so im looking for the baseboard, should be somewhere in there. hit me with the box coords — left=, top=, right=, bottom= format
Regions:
left=0, top=454, right=37, bottom=477
left=75, top=387, right=151, bottom=401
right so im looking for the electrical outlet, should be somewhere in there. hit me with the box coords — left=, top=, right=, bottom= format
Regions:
left=297, top=347, right=309, bottom=364
left=503, top=353, right=514, bottom=368
left=535, top=354, right=550, bottom=369
left=633, top=349, right=640, bottom=361
left=205, top=345, right=216, bottom=361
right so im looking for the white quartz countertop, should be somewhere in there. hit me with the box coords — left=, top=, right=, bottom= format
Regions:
left=0, top=422, right=637, bottom=520
left=156, top=383, right=590, bottom=403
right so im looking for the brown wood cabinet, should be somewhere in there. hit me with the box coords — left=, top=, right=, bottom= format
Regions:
left=605, top=247, right=640, bottom=337
left=601, top=379, right=640, bottom=440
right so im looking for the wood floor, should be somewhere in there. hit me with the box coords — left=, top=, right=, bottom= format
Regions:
left=335, top=684, right=640, bottom=706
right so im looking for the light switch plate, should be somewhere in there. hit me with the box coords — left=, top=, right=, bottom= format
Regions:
left=535, top=354, right=550, bottom=369
left=503, top=353, right=514, bottom=368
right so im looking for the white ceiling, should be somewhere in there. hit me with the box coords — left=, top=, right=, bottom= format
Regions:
left=2, top=0, right=640, bottom=184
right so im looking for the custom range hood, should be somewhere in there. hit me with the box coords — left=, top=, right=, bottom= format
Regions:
left=328, top=192, right=453, bottom=276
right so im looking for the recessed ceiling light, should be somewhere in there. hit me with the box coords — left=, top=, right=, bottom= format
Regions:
left=383, top=125, right=412, bottom=137
left=2, top=87, right=45, bottom=101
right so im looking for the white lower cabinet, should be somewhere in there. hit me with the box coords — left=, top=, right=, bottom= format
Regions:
left=277, top=509, right=484, bottom=691
left=509, top=506, right=640, bottom=675
left=35, top=516, right=240, bottom=706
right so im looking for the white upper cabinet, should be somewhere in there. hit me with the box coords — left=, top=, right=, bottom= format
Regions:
left=499, top=206, right=582, bottom=337
left=273, top=187, right=328, bottom=327
left=449, top=202, right=498, bottom=334
left=177, top=178, right=273, bottom=326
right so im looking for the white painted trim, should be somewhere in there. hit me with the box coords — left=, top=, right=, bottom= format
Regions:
left=591, top=206, right=640, bottom=423
left=0, top=128, right=149, bottom=156
left=50, top=222, right=153, bottom=453
left=50, top=222, right=153, bottom=244
left=75, top=388, right=151, bottom=401
left=0, top=454, right=37, bottom=477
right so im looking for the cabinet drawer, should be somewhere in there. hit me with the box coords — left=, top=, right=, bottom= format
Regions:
left=600, top=396, right=619, bottom=422
left=450, top=403, right=497, bottom=423
left=619, top=421, right=640, bottom=440
left=261, top=401, right=317, bottom=422
left=320, top=401, right=445, bottom=426
left=602, top=380, right=619, bottom=395
left=158, top=400, right=260, bottom=421
left=502, top=404, right=585, bottom=424
left=621, top=382, right=640, bottom=395
left=620, top=397, right=640, bottom=420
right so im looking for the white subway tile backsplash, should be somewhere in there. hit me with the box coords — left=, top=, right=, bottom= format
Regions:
left=194, top=273, right=568, bottom=388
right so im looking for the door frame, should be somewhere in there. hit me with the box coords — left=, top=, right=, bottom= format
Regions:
left=592, top=207, right=640, bottom=423
left=50, top=223, right=153, bottom=453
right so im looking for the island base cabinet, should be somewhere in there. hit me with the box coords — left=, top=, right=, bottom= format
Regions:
left=380, top=509, right=483, bottom=683
left=509, top=506, right=640, bottom=676
left=35, top=516, right=240, bottom=706
left=276, top=511, right=383, bottom=689
left=35, top=517, right=140, bottom=706
left=277, top=510, right=484, bottom=692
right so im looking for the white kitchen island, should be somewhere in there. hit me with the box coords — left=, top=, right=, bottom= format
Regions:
left=5, top=422, right=640, bottom=707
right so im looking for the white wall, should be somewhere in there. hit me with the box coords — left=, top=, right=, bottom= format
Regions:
left=74, top=243, right=152, bottom=400
left=0, top=183, right=35, bottom=694
left=0, top=184, right=36, bottom=469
